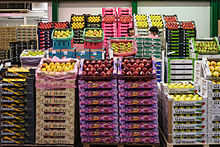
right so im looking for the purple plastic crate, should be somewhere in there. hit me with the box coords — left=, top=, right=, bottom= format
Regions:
left=118, top=79, right=157, bottom=89
left=81, top=130, right=118, bottom=137
left=119, top=95, right=158, bottom=101
left=80, top=113, right=118, bottom=121
left=81, top=136, right=119, bottom=143
left=78, top=79, right=117, bottom=89
left=80, top=106, right=117, bottom=114
left=80, top=122, right=118, bottom=129
left=119, top=99, right=158, bottom=106
left=120, top=122, right=158, bottom=130
left=120, top=130, right=159, bottom=137
left=119, top=113, right=158, bottom=122
left=79, top=89, right=117, bottom=97
left=119, top=91, right=157, bottom=98
left=119, top=106, right=158, bottom=114
left=80, top=99, right=117, bottom=106
left=119, top=86, right=157, bottom=93
left=120, top=137, right=159, bottom=144
left=80, top=95, right=118, bottom=101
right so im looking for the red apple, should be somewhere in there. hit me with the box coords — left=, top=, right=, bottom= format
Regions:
left=145, top=71, right=151, bottom=76
left=85, top=67, right=90, bottom=72
left=136, top=59, right=141, bottom=64
left=94, top=71, right=99, bottom=76
left=130, top=59, right=135, bottom=64
left=83, top=65, right=87, bottom=69
left=110, top=67, right=113, bottom=72
left=126, top=71, right=133, bottom=76
left=109, top=59, right=113, bottom=65
left=88, top=71, right=93, bottom=76
left=97, top=60, right=102, bottom=65
left=106, top=71, right=111, bottom=76
left=149, top=68, right=152, bottom=72
left=124, top=59, right=129, bottom=64
left=82, top=71, right=87, bottom=75
left=121, top=62, right=126, bottom=68
left=139, top=63, right=144, bottom=68
left=121, top=70, right=125, bottom=75
left=142, top=59, right=148, bottom=64
left=146, top=63, right=151, bottom=68
left=130, top=67, right=135, bottom=72
left=91, top=60, right=96, bottom=64
left=100, top=64, right=106, bottom=69
left=139, top=71, right=144, bottom=76
left=104, top=60, right=109, bottom=65
left=124, top=67, right=129, bottom=72
left=100, top=71, right=106, bottom=76
left=94, top=64, right=99, bottom=69
left=85, top=60, right=90, bottom=65
left=136, top=67, right=142, bottom=72
left=133, top=71, right=139, bottom=76
left=88, top=64, right=93, bottom=69
left=106, top=64, right=112, bottom=68
left=133, top=63, right=138, bottom=68
left=91, top=68, right=96, bottom=72
left=97, top=68, right=102, bottom=72
left=143, top=68, right=148, bottom=72
left=104, top=67, right=109, bottom=72
left=127, top=63, right=131, bottom=68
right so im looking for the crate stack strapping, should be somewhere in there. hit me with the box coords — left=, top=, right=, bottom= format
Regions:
left=0, top=67, right=36, bottom=144
left=134, top=14, right=149, bottom=36
left=159, top=82, right=207, bottom=144
left=70, top=14, right=87, bottom=44
left=200, top=56, right=220, bottom=143
left=16, top=26, right=37, bottom=42
left=37, top=22, right=54, bottom=50
left=102, top=7, right=118, bottom=50
left=167, top=59, right=194, bottom=83
left=78, top=58, right=119, bottom=143
left=117, top=57, right=159, bottom=144
left=10, top=40, right=37, bottom=65
left=35, top=58, right=79, bottom=145
left=117, top=7, right=133, bottom=37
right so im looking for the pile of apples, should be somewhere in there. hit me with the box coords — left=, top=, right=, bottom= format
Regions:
left=71, top=22, right=85, bottom=29
left=118, top=15, right=133, bottom=23
left=166, top=22, right=179, bottom=29
left=111, top=42, right=133, bottom=53
left=150, top=15, right=163, bottom=29
left=170, top=94, right=202, bottom=101
left=41, top=61, right=76, bottom=72
left=181, top=21, right=195, bottom=29
left=136, top=21, right=148, bottom=29
left=135, top=15, right=147, bottom=21
left=102, top=15, right=116, bottom=23
left=164, top=16, right=177, bottom=22
left=54, top=30, right=72, bottom=38
left=196, top=41, right=218, bottom=53
left=87, top=15, right=101, bottom=23
left=22, top=50, right=45, bottom=57
left=166, top=83, right=194, bottom=89
left=82, top=59, right=114, bottom=76
left=121, top=58, right=153, bottom=76
left=38, top=22, right=53, bottom=29
left=54, top=22, right=69, bottom=29
left=85, top=29, right=103, bottom=37
left=71, top=15, right=85, bottom=22
left=208, top=61, right=220, bottom=77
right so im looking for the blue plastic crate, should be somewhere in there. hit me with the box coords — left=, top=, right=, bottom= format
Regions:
left=76, top=51, right=90, bottom=59
left=156, top=61, right=162, bottom=65
left=61, top=48, right=76, bottom=58
left=90, top=51, right=103, bottom=60
left=53, top=39, right=73, bottom=49
left=157, top=70, right=161, bottom=75
left=157, top=75, right=161, bottom=79
left=48, top=49, right=61, bottom=58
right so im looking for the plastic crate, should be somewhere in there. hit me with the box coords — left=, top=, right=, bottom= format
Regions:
left=84, top=41, right=103, bottom=49
left=53, top=39, right=74, bottom=49
left=54, top=21, right=69, bottom=29
left=48, top=49, right=61, bottom=58
left=102, top=7, right=117, bottom=16
left=70, top=14, right=86, bottom=22
left=118, top=7, right=132, bottom=16
left=180, top=21, right=196, bottom=30
left=38, top=22, right=54, bottom=30
left=83, top=28, right=104, bottom=42
left=102, top=15, right=117, bottom=23
left=76, top=50, right=90, bottom=59
left=89, top=49, right=104, bottom=60
left=102, top=23, right=117, bottom=28
left=61, top=48, right=76, bottom=58
left=118, top=22, right=133, bottom=28
left=86, top=14, right=102, bottom=23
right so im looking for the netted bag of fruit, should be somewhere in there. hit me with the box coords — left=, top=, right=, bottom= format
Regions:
left=36, top=56, right=79, bottom=79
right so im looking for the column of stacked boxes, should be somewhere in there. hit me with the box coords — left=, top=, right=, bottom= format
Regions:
left=35, top=58, right=78, bottom=144
left=78, top=58, right=119, bottom=143
left=200, top=57, right=220, bottom=143
left=0, top=67, right=35, bottom=144
left=118, top=57, right=159, bottom=144
left=37, top=22, right=54, bottom=50
left=0, top=26, right=17, bottom=50
left=102, top=7, right=118, bottom=53
left=16, top=26, right=37, bottom=42
left=117, top=7, right=133, bottom=37
left=70, top=14, right=86, bottom=44
left=160, top=82, right=207, bottom=144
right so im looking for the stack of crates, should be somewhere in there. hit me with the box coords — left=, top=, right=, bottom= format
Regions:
left=143, top=37, right=162, bottom=59
left=37, top=22, right=54, bottom=50
left=117, top=7, right=133, bottom=37
left=35, top=58, right=78, bottom=145
left=78, top=59, right=119, bottom=143
left=10, top=40, right=37, bottom=65
left=86, top=15, right=102, bottom=28
left=134, top=14, right=149, bottom=36
left=160, top=83, right=207, bottom=144
left=0, top=50, right=10, bottom=61
left=167, top=59, right=194, bottom=83
left=134, top=37, right=144, bottom=58
left=16, top=26, right=37, bottom=42
left=70, top=14, right=86, bottom=44
left=102, top=7, right=118, bottom=49
left=0, top=26, right=16, bottom=50
left=118, top=57, right=159, bottom=144
left=156, top=59, right=162, bottom=82
left=0, top=67, right=35, bottom=144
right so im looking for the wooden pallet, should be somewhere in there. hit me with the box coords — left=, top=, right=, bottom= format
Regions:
left=0, top=9, right=29, bottom=13
left=82, top=143, right=160, bottom=147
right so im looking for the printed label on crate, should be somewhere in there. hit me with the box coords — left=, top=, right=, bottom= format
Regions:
left=41, top=115, right=74, bottom=120
left=80, top=107, right=116, bottom=114
left=81, top=130, right=118, bottom=137
left=173, top=117, right=205, bottom=122
left=120, top=130, right=158, bottom=137
left=42, top=107, right=73, bottom=113
left=43, top=123, right=72, bottom=129
left=173, top=132, right=206, bottom=138
left=120, top=107, right=157, bottom=114
left=120, top=91, right=156, bottom=97
left=212, top=93, right=220, bottom=97
left=81, top=136, right=119, bottom=143
left=120, top=99, right=157, bottom=106
left=40, top=131, right=74, bottom=137
left=80, top=99, right=116, bottom=105
left=120, top=114, right=158, bottom=122
left=120, top=137, right=159, bottom=144
left=173, top=101, right=205, bottom=106
left=81, top=122, right=117, bottom=129
left=173, top=139, right=206, bottom=144
left=80, top=114, right=117, bottom=121
left=173, top=124, right=205, bottom=130
left=173, top=109, right=205, bottom=114
left=210, top=123, right=220, bottom=129
left=209, top=138, right=220, bottom=143
left=120, top=122, right=158, bottom=130
left=79, top=80, right=117, bottom=89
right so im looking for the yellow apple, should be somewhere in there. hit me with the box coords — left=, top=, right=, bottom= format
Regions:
left=210, top=66, right=215, bottom=72
left=45, top=66, right=50, bottom=69
left=49, top=62, right=55, bottom=66
left=211, top=61, right=217, bottom=67
left=213, top=71, right=219, bottom=77
left=41, top=68, right=46, bottom=71
left=55, top=62, right=60, bottom=66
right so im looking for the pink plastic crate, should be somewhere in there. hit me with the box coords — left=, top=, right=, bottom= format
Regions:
left=104, top=34, right=115, bottom=38
left=117, top=32, right=128, bottom=37
left=118, top=22, right=133, bottom=28
left=118, top=7, right=132, bottom=16
left=84, top=41, right=103, bottom=49
left=102, top=23, right=117, bottom=28
left=102, top=7, right=117, bottom=16
left=118, top=29, right=128, bottom=33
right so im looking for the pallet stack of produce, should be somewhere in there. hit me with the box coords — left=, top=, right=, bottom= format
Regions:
left=134, top=14, right=149, bottom=36
left=118, top=57, right=159, bottom=144
left=37, top=22, right=54, bottom=50
left=167, top=59, right=194, bottom=83
left=117, top=7, right=133, bottom=37
left=190, top=37, right=220, bottom=60
left=78, top=58, right=119, bottom=144
left=160, top=82, right=207, bottom=145
left=200, top=57, right=220, bottom=144
left=102, top=7, right=117, bottom=49
left=0, top=26, right=16, bottom=50
left=86, top=15, right=102, bottom=28
left=70, top=14, right=86, bottom=44
left=35, top=58, right=78, bottom=145
left=0, top=67, right=35, bottom=144
left=10, top=40, right=37, bottom=65
left=16, top=26, right=37, bottom=42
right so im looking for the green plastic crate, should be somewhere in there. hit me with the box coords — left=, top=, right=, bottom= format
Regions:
left=52, top=28, right=74, bottom=40
left=83, top=28, right=104, bottom=42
